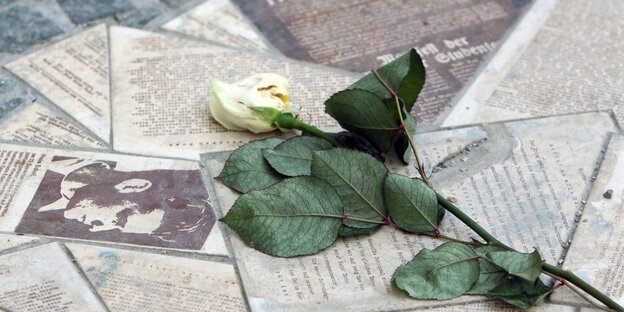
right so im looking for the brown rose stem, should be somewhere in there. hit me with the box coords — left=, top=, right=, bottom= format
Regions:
left=368, top=66, right=621, bottom=310
left=437, top=194, right=624, bottom=312
left=274, top=114, right=341, bottom=147
left=371, top=69, right=431, bottom=187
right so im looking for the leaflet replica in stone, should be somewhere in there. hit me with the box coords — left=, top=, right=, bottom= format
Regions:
left=0, top=142, right=227, bottom=255
left=225, top=0, right=531, bottom=124
left=203, top=112, right=620, bottom=311
left=0, top=243, right=108, bottom=311
left=162, top=0, right=273, bottom=53
left=442, top=0, right=624, bottom=127
left=5, top=24, right=111, bottom=144
left=109, top=26, right=357, bottom=159
left=0, top=0, right=623, bottom=310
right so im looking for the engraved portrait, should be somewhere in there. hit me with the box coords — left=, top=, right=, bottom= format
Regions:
left=16, top=156, right=216, bottom=250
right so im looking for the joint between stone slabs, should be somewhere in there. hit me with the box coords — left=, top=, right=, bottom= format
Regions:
left=554, top=131, right=615, bottom=269
left=59, top=242, right=113, bottom=312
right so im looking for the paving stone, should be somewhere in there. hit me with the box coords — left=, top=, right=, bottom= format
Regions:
left=0, top=76, right=16, bottom=94
left=161, top=0, right=193, bottom=8
left=115, top=6, right=161, bottom=27
left=0, top=6, right=63, bottom=53
left=57, top=0, right=135, bottom=24
left=0, top=98, right=24, bottom=119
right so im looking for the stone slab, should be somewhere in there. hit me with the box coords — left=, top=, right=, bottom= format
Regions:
left=67, top=243, right=245, bottom=311
left=0, top=243, right=107, bottom=311
left=202, top=112, right=615, bottom=311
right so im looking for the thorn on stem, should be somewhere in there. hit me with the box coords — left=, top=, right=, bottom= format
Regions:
left=434, top=228, right=441, bottom=237
left=341, top=215, right=350, bottom=220
left=470, top=238, right=484, bottom=247
left=383, top=218, right=393, bottom=226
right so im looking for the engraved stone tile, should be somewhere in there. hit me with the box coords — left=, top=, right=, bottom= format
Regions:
left=162, top=0, right=272, bottom=52
left=5, top=24, right=111, bottom=143
left=202, top=112, right=615, bottom=311
left=232, top=0, right=531, bottom=124
left=551, top=135, right=624, bottom=307
left=0, top=142, right=227, bottom=255
left=0, top=102, right=106, bottom=149
left=443, top=0, right=624, bottom=127
left=66, top=243, right=245, bottom=311
left=110, top=26, right=358, bottom=159
left=0, top=243, right=107, bottom=311
left=0, top=233, right=38, bottom=252
left=409, top=300, right=576, bottom=311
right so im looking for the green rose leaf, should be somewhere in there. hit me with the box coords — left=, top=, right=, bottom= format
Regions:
left=311, top=148, right=388, bottom=228
left=485, top=277, right=552, bottom=309
left=324, top=89, right=398, bottom=153
left=384, top=174, right=439, bottom=233
left=263, top=136, right=333, bottom=177
left=488, top=250, right=544, bottom=283
left=338, top=225, right=380, bottom=237
left=348, top=49, right=426, bottom=112
left=394, top=242, right=480, bottom=300
left=221, top=176, right=343, bottom=257
left=217, top=138, right=284, bottom=193
left=467, top=245, right=508, bottom=295
left=333, top=131, right=385, bottom=162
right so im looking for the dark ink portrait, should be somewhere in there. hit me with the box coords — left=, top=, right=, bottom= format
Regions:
left=16, top=157, right=216, bottom=250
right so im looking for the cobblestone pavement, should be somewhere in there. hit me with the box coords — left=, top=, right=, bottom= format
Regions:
left=0, top=0, right=204, bottom=114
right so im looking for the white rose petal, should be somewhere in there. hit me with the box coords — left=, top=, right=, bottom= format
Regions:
left=209, top=73, right=290, bottom=134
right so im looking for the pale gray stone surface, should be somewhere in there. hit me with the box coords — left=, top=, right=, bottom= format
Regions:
left=202, top=112, right=616, bottom=311
left=551, top=135, right=624, bottom=307
left=0, top=1, right=622, bottom=311
left=0, top=233, right=38, bottom=252
left=0, top=6, right=63, bottom=54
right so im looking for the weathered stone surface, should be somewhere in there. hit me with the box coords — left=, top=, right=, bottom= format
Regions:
left=0, top=233, right=38, bottom=252
left=0, top=6, right=63, bottom=53
left=0, top=76, right=16, bottom=94
left=203, top=112, right=616, bottom=312
left=5, top=24, right=111, bottom=142
left=0, top=98, right=24, bottom=119
left=161, top=0, right=193, bottom=8
left=57, top=0, right=135, bottom=24
left=0, top=0, right=17, bottom=6
left=0, top=243, right=108, bottom=311
left=115, top=6, right=161, bottom=27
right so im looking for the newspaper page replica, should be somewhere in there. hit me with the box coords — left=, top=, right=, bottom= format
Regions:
left=549, top=135, right=624, bottom=307
left=162, top=0, right=272, bottom=53
left=0, top=233, right=38, bottom=252
left=0, top=102, right=105, bottom=149
left=231, top=0, right=530, bottom=124
left=110, top=26, right=357, bottom=160
left=66, top=243, right=245, bottom=311
left=0, top=142, right=227, bottom=255
left=203, top=112, right=616, bottom=311
left=442, top=0, right=624, bottom=127
left=4, top=24, right=111, bottom=142
left=0, top=243, right=108, bottom=311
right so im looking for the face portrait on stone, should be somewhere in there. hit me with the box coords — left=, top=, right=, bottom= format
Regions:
left=16, top=157, right=216, bottom=250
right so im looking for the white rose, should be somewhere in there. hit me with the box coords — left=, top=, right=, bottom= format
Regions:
left=210, top=73, right=294, bottom=134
